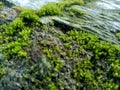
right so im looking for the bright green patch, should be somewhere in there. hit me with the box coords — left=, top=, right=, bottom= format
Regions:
left=0, top=0, right=120, bottom=89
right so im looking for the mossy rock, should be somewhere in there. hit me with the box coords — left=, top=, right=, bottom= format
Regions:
left=0, top=0, right=120, bottom=89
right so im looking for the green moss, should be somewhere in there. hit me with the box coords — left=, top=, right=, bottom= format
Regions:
left=0, top=7, right=42, bottom=60
left=0, top=0, right=120, bottom=89
left=48, top=82, right=58, bottom=90
left=37, top=3, right=62, bottom=16
left=37, top=0, right=84, bottom=17
left=66, top=30, right=120, bottom=89
left=10, top=18, right=24, bottom=30
left=0, top=69, right=7, bottom=78
left=67, top=7, right=85, bottom=16
left=57, top=0, right=84, bottom=8
left=111, top=59, right=120, bottom=78
left=20, top=9, right=40, bottom=26
left=0, top=17, right=33, bottom=59
left=0, top=2, right=2, bottom=8
left=116, top=33, right=120, bottom=44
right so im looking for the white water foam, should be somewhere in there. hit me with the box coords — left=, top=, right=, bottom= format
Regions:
left=96, top=0, right=120, bottom=10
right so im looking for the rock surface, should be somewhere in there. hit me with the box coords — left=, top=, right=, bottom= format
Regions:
left=0, top=7, right=18, bottom=24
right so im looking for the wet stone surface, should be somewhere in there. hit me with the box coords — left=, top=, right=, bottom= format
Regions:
left=39, top=0, right=120, bottom=44
left=0, top=6, right=19, bottom=25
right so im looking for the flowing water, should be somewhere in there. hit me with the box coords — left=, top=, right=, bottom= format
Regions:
left=6, top=0, right=60, bottom=9
left=80, top=0, right=120, bottom=44
left=50, top=0, right=120, bottom=44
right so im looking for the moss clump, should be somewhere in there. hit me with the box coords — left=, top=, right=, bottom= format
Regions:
left=22, top=28, right=120, bottom=90
left=0, top=9, right=40, bottom=59
left=10, top=18, right=24, bottom=30
left=66, top=7, right=85, bottom=17
left=0, top=8, right=40, bottom=59
left=20, top=9, right=40, bottom=26
left=0, top=68, right=8, bottom=79
left=116, top=33, right=120, bottom=40
left=66, top=30, right=120, bottom=89
left=57, top=0, right=84, bottom=8
left=0, top=2, right=2, bottom=8
left=1, top=19, right=120, bottom=90
left=37, top=0, right=84, bottom=17
left=37, top=3, right=62, bottom=16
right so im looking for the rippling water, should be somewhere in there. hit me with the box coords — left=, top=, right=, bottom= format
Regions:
left=45, top=0, right=120, bottom=44
left=78, top=0, right=120, bottom=44
left=6, top=0, right=60, bottom=9
left=96, top=0, right=120, bottom=10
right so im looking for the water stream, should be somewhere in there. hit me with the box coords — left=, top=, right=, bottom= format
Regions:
left=80, top=0, right=120, bottom=44
left=50, top=0, right=120, bottom=44
left=6, top=0, right=60, bottom=9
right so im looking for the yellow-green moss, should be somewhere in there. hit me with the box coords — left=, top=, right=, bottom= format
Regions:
left=20, top=9, right=40, bottom=26
left=37, top=3, right=62, bottom=16
left=0, top=0, right=120, bottom=89
left=0, top=2, right=2, bottom=8
left=37, top=0, right=84, bottom=17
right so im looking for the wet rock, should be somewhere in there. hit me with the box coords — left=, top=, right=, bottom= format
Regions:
left=0, top=7, right=18, bottom=24
left=40, top=4, right=120, bottom=44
